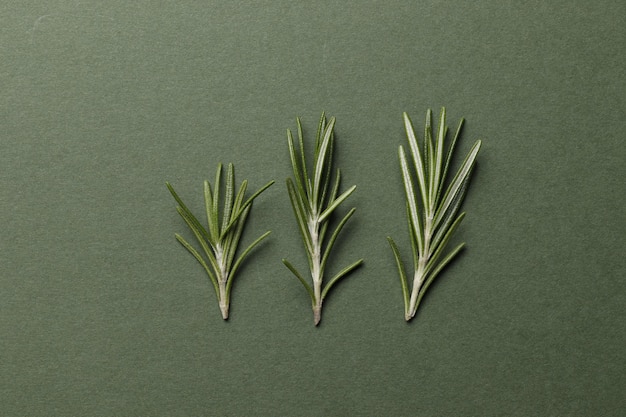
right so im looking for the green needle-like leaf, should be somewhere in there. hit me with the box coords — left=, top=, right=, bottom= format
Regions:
left=224, top=205, right=251, bottom=273
left=228, top=230, right=272, bottom=295
left=213, top=163, right=222, bottom=229
left=167, top=164, right=273, bottom=320
left=221, top=163, right=235, bottom=233
left=387, top=236, right=410, bottom=313
left=167, top=182, right=210, bottom=242
left=431, top=108, right=447, bottom=210
left=282, top=259, right=316, bottom=304
left=175, top=233, right=220, bottom=298
left=321, top=259, right=363, bottom=301
left=175, top=205, right=218, bottom=268
left=283, top=113, right=362, bottom=326
left=431, top=174, right=471, bottom=251
left=319, top=168, right=341, bottom=244
left=389, top=107, right=482, bottom=322
left=286, top=178, right=314, bottom=257
left=405, top=204, right=420, bottom=271
left=320, top=207, right=356, bottom=276
left=413, top=243, right=465, bottom=313
left=436, top=118, right=464, bottom=204
left=240, top=180, right=275, bottom=216
left=288, top=130, right=307, bottom=200
left=399, top=145, right=424, bottom=256
left=204, top=180, right=219, bottom=243
left=220, top=179, right=274, bottom=239
left=297, top=117, right=311, bottom=199
left=312, top=117, right=335, bottom=209
left=433, top=140, right=481, bottom=230
left=403, top=112, right=429, bottom=214
left=425, top=213, right=466, bottom=276
left=318, top=185, right=356, bottom=224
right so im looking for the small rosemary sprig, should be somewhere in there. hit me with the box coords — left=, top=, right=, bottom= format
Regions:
left=387, top=108, right=481, bottom=322
left=282, top=113, right=363, bottom=326
left=166, top=163, right=274, bottom=320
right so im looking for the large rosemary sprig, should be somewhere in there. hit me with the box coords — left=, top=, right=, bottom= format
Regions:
left=166, top=163, right=274, bottom=320
left=387, top=108, right=481, bottom=322
left=283, top=113, right=363, bottom=326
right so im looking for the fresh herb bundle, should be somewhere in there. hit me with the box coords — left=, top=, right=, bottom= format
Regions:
left=282, top=113, right=363, bottom=326
left=166, top=163, right=274, bottom=320
left=387, top=108, right=481, bottom=322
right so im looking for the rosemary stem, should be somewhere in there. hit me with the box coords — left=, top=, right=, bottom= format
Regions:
left=408, top=265, right=424, bottom=320
left=408, top=216, right=433, bottom=320
left=313, top=305, right=322, bottom=325
left=216, top=244, right=229, bottom=320
left=309, top=217, right=323, bottom=326
left=219, top=284, right=229, bottom=320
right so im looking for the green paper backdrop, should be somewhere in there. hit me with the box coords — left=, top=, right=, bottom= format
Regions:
left=1, top=1, right=624, bottom=415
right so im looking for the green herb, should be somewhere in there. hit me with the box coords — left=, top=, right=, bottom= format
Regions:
left=387, top=108, right=481, bottom=322
left=166, top=163, right=274, bottom=320
left=282, top=113, right=363, bottom=326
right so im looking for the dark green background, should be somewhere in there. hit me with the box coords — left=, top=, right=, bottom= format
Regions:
left=2, top=1, right=624, bottom=415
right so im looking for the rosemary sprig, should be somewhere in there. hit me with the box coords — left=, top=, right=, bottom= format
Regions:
left=282, top=113, right=363, bottom=326
left=166, top=163, right=274, bottom=320
left=387, top=108, right=481, bottom=322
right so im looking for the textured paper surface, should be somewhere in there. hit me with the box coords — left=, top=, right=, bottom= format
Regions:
left=1, top=1, right=624, bottom=415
